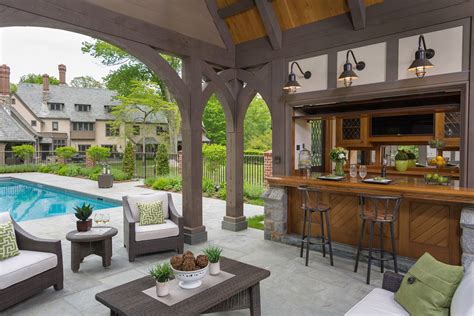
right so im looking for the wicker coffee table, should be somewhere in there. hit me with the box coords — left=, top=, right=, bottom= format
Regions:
left=96, top=257, right=270, bottom=315
left=66, top=226, right=118, bottom=272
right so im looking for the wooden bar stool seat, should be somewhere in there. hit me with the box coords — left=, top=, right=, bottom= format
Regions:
left=298, top=185, right=334, bottom=267
left=354, top=194, right=401, bottom=284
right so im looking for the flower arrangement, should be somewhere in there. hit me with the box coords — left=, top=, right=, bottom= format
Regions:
left=329, top=147, right=348, bottom=162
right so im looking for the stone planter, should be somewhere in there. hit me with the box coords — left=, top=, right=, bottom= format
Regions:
left=76, top=219, right=92, bottom=232
left=156, top=281, right=170, bottom=297
left=209, top=261, right=220, bottom=275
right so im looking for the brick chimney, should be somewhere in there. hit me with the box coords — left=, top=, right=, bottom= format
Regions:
left=0, top=64, right=10, bottom=95
left=58, top=64, right=66, bottom=85
left=42, top=74, right=49, bottom=91
left=41, top=74, right=50, bottom=114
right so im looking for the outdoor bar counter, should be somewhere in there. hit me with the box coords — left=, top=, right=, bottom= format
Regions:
left=265, top=175, right=474, bottom=265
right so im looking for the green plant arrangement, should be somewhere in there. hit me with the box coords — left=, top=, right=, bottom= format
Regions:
left=74, top=203, right=94, bottom=232
left=122, top=142, right=136, bottom=179
left=155, top=143, right=170, bottom=176
left=395, top=150, right=409, bottom=172
left=12, top=144, right=35, bottom=164
left=150, top=262, right=174, bottom=296
left=406, top=151, right=417, bottom=168
left=329, top=147, right=348, bottom=176
left=54, top=146, right=77, bottom=163
left=203, top=246, right=223, bottom=275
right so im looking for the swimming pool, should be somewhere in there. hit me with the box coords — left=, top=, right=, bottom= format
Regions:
left=0, top=178, right=121, bottom=222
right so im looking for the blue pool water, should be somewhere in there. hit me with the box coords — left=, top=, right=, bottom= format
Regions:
left=0, top=178, right=121, bottom=222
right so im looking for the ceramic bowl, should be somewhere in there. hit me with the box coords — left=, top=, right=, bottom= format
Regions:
left=171, top=264, right=209, bottom=289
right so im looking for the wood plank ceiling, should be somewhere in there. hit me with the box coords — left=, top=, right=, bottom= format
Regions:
left=216, top=0, right=384, bottom=44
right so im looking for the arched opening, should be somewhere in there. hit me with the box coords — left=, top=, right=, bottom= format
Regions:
left=0, top=26, right=183, bottom=179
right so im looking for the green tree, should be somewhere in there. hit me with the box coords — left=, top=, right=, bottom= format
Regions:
left=9, top=83, right=17, bottom=94
left=81, top=39, right=181, bottom=153
left=54, top=146, right=77, bottom=162
left=202, top=95, right=226, bottom=145
left=155, top=143, right=169, bottom=176
left=244, top=96, right=272, bottom=151
left=122, top=142, right=135, bottom=178
left=12, top=144, right=35, bottom=164
left=202, top=144, right=226, bottom=182
left=86, top=146, right=110, bottom=165
left=19, top=74, right=60, bottom=85
left=70, top=76, right=103, bottom=88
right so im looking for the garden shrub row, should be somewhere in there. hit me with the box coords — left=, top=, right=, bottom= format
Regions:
left=38, top=164, right=131, bottom=181
left=0, top=164, right=40, bottom=174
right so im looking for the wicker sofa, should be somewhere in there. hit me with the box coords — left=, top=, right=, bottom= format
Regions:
left=123, top=192, right=184, bottom=262
left=0, top=213, right=63, bottom=312
left=345, top=266, right=474, bottom=315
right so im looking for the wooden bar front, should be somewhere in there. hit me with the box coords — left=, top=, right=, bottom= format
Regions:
left=266, top=175, right=474, bottom=265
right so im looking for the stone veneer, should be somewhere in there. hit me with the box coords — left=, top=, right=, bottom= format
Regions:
left=460, top=206, right=474, bottom=268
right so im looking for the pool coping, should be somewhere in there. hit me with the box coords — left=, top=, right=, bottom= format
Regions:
left=0, top=176, right=123, bottom=206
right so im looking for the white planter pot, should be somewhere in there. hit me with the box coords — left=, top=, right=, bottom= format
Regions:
left=209, top=261, right=220, bottom=275
left=156, top=281, right=170, bottom=297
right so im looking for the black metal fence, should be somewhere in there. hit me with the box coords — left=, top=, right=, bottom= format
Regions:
left=0, top=151, right=265, bottom=187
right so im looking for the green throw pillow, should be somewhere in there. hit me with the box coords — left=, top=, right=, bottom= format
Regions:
left=138, top=200, right=165, bottom=226
left=395, top=252, right=464, bottom=316
left=0, top=220, right=20, bottom=260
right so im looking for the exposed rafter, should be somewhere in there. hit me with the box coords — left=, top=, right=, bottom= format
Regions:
left=347, top=0, right=366, bottom=30
left=254, top=0, right=282, bottom=50
left=218, top=0, right=254, bottom=19
left=205, top=0, right=235, bottom=52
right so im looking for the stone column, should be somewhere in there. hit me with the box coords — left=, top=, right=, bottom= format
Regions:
left=460, top=206, right=474, bottom=268
left=0, top=143, right=6, bottom=165
left=262, top=186, right=287, bottom=241
left=181, top=57, right=207, bottom=244
left=263, top=150, right=273, bottom=187
left=222, top=130, right=247, bottom=231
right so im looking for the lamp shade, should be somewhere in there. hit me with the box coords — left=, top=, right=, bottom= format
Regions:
left=408, top=46, right=435, bottom=78
left=338, top=63, right=359, bottom=87
left=283, top=72, right=301, bottom=93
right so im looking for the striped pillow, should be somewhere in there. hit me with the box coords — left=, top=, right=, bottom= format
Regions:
left=138, top=200, right=165, bottom=226
left=0, top=220, right=20, bottom=260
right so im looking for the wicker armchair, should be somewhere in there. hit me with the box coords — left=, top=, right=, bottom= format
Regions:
left=0, top=220, right=63, bottom=311
left=123, top=193, right=184, bottom=262
left=381, top=271, right=404, bottom=292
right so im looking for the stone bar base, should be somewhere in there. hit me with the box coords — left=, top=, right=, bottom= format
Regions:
left=460, top=207, right=474, bottom=268
left=222, top=216, right=247, bottom=231
left=184, top=226, right=207, bottom=245
left=262, top=186, right=287, bottom=242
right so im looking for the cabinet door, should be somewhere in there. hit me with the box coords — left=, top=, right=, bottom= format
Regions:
left=336, top=115, right=369, bottom=147
left=435, top=112, right=460, bottom=149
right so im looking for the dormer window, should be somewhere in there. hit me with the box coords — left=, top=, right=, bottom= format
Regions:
left=104, top=105, right=115, bottom=113
left=48, top=102, right=64, bottom=111
left=75, top=104, right=91, bottom=112
left=11, top=98, right=15, bottom=105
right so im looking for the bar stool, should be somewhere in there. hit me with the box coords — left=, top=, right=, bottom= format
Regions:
left=354, top=194, right=401, bottom=284
left=298, top=186, right=334, bottom=266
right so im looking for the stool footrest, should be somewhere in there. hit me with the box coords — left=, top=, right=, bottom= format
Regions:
left=359, top=248, right=396, bottom=262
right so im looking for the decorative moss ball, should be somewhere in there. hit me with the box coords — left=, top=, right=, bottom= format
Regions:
left=170, top=255, right=184, bottom=270
left=195, top=255, right=209, bottom=268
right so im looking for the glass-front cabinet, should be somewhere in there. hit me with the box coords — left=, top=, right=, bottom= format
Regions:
left=335, top=115, right=370, bottom=148
left=435, top=111, right=461, bottom=149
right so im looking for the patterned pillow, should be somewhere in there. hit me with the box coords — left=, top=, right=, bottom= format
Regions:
left=0, top=220, right=20, bottom=260
left=138, top=200, right=165, bottom=226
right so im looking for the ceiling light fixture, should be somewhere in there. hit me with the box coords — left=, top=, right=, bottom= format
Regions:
left=408, top=35, right=435, bottom=79
left=283, top=61, right=312, bottom=93
left=338, top=50, right=365, bottom=87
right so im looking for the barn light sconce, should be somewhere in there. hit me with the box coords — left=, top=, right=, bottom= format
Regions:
left=408, top=35, right=435, bottom=79
left=283, top=61, right=311, bottom=93
left=338, top=50, right=365, bottom=87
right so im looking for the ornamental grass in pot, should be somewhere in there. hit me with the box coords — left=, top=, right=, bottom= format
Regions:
left=203, top=246, right=223, bottom=275
left=150, top=263, right=174, bottom=297
left=74, top=203, right=94, bottom=232
left=395, top=151, right=409, bottom=172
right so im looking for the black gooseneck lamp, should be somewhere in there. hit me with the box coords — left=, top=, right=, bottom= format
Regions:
left=338, top=50, right=365, bottom=87
left=283, top=61, right=312, bottom=93
left=408, top=35, right=435, bottom=79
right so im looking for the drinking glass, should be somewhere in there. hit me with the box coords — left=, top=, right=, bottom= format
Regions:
left=359, top=165, right=367, bottom=179
left=102, top=213, right=110, bottom=226
left=349, top=164, right=357, bottom=178
left=94, top=213, right=103, bottom=225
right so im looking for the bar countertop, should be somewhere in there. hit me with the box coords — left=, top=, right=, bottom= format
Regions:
left=266, top=174, right=474, bottom=204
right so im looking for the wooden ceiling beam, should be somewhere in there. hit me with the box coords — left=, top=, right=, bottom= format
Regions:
left=347, top=0, right=366, bottom=30
left=255, top=0, right=282, bottom=50
left=205, top=0, right=235, bottom=51
left=217, top=0, right=255, bottom=19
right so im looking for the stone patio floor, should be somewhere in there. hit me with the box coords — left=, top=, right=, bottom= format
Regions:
left=1, top=173, right=382, bottom=316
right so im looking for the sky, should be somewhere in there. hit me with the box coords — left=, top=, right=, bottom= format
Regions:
left=0, top=27, right=117, bottom=84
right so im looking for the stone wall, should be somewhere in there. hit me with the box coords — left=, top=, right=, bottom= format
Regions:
left=460, top=207, right=474, bottom=268
left=262, top=186, right=287, bottom=241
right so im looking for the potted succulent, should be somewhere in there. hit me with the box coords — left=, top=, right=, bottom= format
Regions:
left=329, top=147, right=348, bottom=176
left=74, top=203, right=94, bottom=232
left=406, top=151, right=417, bottom=168
left=150, top=263, right=174, bottom=297
left=203, top=246, right=223, bottom=275
left=395, top=150, right=409, bottom=172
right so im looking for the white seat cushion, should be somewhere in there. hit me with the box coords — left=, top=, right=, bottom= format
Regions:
left=0, top=212, right=11, bottom=224
left=345, top=288, right=409, bottom=316
left=0, top=250, right=58, bottom=290
left=135, top=220, right=179, bottom=242
left=451, top=262, right=474, bottom=316
left=126, top=193, right=169, bottom=222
